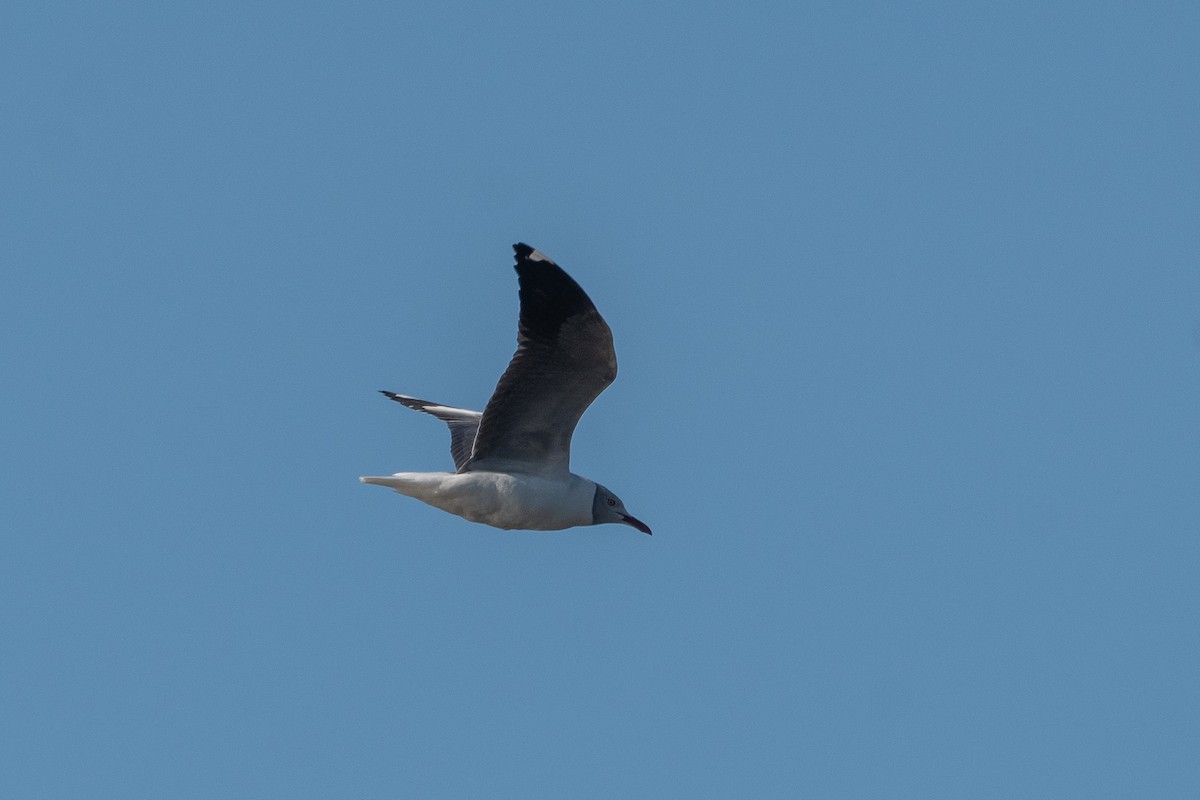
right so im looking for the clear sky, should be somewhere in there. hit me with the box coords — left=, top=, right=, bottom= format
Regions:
left=2, top=2, right=1197, bottom=797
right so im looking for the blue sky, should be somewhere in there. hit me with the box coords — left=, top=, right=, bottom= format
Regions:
left=3, top=2, right=1197, bottom=797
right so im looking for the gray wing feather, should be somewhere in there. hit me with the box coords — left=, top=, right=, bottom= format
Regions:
left=463, top=244, right=616, bottom=474
left=380, top=392, right=482, bottom=471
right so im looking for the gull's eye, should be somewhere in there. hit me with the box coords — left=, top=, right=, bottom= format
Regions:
left=607, top=498, right=616, bottom=506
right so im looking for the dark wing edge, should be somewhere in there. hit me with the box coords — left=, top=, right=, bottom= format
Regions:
left=380, top=391, right=482, bottom=471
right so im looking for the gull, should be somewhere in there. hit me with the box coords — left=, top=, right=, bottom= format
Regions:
left=360, top=243, right=651, bottom=535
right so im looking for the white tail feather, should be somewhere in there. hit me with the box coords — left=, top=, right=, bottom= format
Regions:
left=359, top=476, right=404, bottom=489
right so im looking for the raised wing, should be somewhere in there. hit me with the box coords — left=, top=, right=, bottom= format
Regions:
left=380, top=392, right=481, bottom=471
left=463, top=243, right=617, bottom=474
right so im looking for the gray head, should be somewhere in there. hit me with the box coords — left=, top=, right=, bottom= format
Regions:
left=591, top=484, right=652, bottom=535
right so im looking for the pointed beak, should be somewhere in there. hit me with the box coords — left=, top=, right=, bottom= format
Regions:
left=621, top=514, right=652, bottom=535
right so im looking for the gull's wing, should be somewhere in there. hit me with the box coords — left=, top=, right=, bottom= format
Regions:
left=380, top=392, right=482, bottom=471
left=462, top=243, right=616, bottom=474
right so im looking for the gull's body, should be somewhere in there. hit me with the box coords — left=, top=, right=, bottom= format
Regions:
left=360, top=243, right=650, bottom=535
left=362, top=470, right=596, bottom=531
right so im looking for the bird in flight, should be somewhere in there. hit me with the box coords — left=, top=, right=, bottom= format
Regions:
left=360, top=243, right=651, bottom=535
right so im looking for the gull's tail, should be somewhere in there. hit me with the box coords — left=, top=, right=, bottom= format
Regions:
left=359, top=476, right=406, bottom=490
left=359, top=473, right=450, bottom=501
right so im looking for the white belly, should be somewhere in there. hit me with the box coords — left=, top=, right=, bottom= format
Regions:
left=377, top=470, right=596, bottom=531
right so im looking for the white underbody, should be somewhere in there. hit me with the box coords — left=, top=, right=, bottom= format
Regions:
left=359, top=470, right=596, bottom=531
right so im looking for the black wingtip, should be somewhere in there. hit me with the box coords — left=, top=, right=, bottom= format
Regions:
left=513, top=242, right=557, bottom=266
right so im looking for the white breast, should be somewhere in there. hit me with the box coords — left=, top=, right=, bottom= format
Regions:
left=388, top=470, right=596, bottom=531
